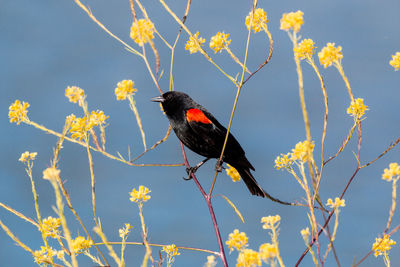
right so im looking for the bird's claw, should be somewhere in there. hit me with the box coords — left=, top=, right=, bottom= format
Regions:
left=184, top=166, right=198, bottom=181
left=215, top=159, right=224, bottom=173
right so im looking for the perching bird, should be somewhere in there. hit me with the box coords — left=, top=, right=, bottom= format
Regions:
left=152, top=91, right=291, bottom=205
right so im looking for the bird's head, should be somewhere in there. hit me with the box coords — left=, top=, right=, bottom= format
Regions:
left=151, top=91, right=194, bottom=116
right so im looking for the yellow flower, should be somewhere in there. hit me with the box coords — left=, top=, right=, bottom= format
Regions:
left=226, top=164, right=241, bottom=182
left=40, top=216, right=61, bottom=238
left=261, top=215, right=281, bottom=230
left=90, top=110, right=109, bottom=126
left=72, top=236, right=93, bottom=253
left=205, top=255, right=217, bottom=267
left=226, top=229, right=248, bottom=252
left=346, top=98, right=368, bottom=119
left=115, top=80, right=137, bottom=101
left=162, top=244, right=180, bottom=256
left=185, top=32, right=206, bottom=54
left=245, top=8, right=268, bottom=33
left=65, top=86, right=84, bottom=103
left=19, top=151, right=37, bottom=163
left=33, top=246, right=55, bottom=264
left=294, top=39, right=316, bottom=60
left=291, top=140, right=315, bottom=162
left=382, top=163, right=400, bottom=182
left=372, top=234, right=396, bottom=257
left=326, top=197, right=345, bottom=209
left=129, top=185, right=151, bottom=203
left=318, top=43, right=343, bottom=68
left=259, top=243, right=277, bottom=263
left=300, top=227, right=310, bottom=242
left=280, top=10, right=304, bottom=33
left=274, top=153, right=293, bottom=170
left=119, top=223, right=133, bottom=239
left=9, top=100, right=29, bottom=125
left=236, top=249, right=261, bottom=267
left=42, top=167, right=61, bottom=181
left=209, top=32, right=231, bottom=53
left=390, top=52, right=400, bottom=71
left=69, top=115, right=93, bottom=140
left=130, top=19, right=155, bottom=46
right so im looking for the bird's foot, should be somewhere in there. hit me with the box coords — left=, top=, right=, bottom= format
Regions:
left=183, top=166, right=198, bottom=180
left=215, top=159, right=224, bottom=173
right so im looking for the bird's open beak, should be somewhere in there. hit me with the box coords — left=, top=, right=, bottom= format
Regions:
left=151, top=96, right=165, bottom=103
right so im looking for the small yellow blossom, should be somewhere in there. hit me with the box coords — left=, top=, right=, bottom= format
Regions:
left=33, top=246, right=55, bottom=264
left=69, top=116, right=93, bottom=140
left=245, top=8, right=268, bottom=33
left=19, top=151, right=37, bottom=163
left=294, top=39, right=316, bottom=60
left=318, top=43, right=343, bottom=68
left=56, top=250, right=65, bottom=260
left=204, top=255, right=217, bottom=267
left=259, top=243, right=277, bottom=263
left=209, top=32, right=231, bottom=53
left=130, top=19, right=155, bottom=46
left=226, top=229, right=248, bottom=252
left=300, top=227, right=310, bottom=242
left=129, top=185, right=151, bottom=203
left=346, top=98, right=368, bottom=119
left=40, top=216, right=61, bottom=238
left=274, top=153, right=293, bottom=170
left=9, top=100, right=30, bottom=125
left=261, top=215, right=281, bottom=230
left=372, top=234, right=396, bottom=257
left=65, top=86, right=84, bottom=104
left=291, top=140, right=315, bottom=162
left=382, top=163, right=400, bottom=182
left=162, top=244, right=180, bottom=256
left=90, top=110, right=108, bottom=126
left=280, top=10, right=304, bottom=33
left=226, top=164, right=241, bottom=182
left=119, top=223, right=133, bottom=239
left=42, top=167, right=60, bottom=181
left=115, top=80, right=137, bottom=101
left=390, top=52, right=400, bottom=71
left=185, top=32, right=206, bottom=54
left=72, top=236, right=93, bottom=254
left=326, top=197, right=345, bottom=209
left=236, top=249, right=261, bottom=267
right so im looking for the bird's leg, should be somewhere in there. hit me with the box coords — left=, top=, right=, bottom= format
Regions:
left=215, top=157, right=225, bottom=173
left=184, top=158, right=211, bottom=180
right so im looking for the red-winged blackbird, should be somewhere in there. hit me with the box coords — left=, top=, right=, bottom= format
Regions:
left=152, top=91, right=290, bottom=204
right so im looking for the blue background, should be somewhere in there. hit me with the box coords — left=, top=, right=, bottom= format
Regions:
left=2, top=0, right=400, bottom=266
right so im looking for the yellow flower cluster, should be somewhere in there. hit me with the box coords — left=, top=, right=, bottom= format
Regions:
left=162, top=244, right=180, bottom=256
left=382, top=163, right=400, bottom=182
left=68, top=111, right=108, bottom=140
left=72, top=236, right=93, bottom=254
left=280, top=10, right=304, bottom=33
left=245, top=8, right=268, bottom=33
left=326, top=197, right=345, bottom=209
left=372, top=234, right=396, bottom=257
left=226, top=229, right=248, bottom=252
left=90, top=110, right=109, bottom=126
left=42, top=167, right=61, bottom=181
left=274, top=153, right=293, bottom=170
left=300, top=227, right=310, bottom=241
left=65, top=86, right=84, bottom=104
left=119, top=223, right=133, bottom=239
left=259, top=243, right=277, bottom=263
left=209, top=32, right=231, bottom=53
left=40, top=216, right=61, bottom=238
left=115, top=80, right=137, bottom=101
left=130, top=19, right=155, bottom=46
left=318, top=43, right=343, bottom=68
left=346, top=98, right=368, bottom=119
left=33, top=246, right=55, bottom=265
left=390, top=52, right=400, bottom=71
left=291, top=140, right=315, bottom=162
left=129, top=185, right=151, bottom=203
left=236, top=248, right=261, bottom=267
left=205, top=255, right=217, bottom=267
left=19, top=151, right=37, bottom=163
left=185, top=32, right=205, bottom=54
left=294, top=39, right=316, bottom=60
left=9, top=100, right=30, bottom=125
left=261, top=215, right=281, bottom=230
left=226, top=164, right=241, bottom=182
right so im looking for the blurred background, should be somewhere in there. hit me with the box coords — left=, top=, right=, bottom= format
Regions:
left=2, top=0, right=400, bottom=266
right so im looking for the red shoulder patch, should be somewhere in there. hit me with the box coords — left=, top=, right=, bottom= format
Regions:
left=186, top=108, right=212, bottom=124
